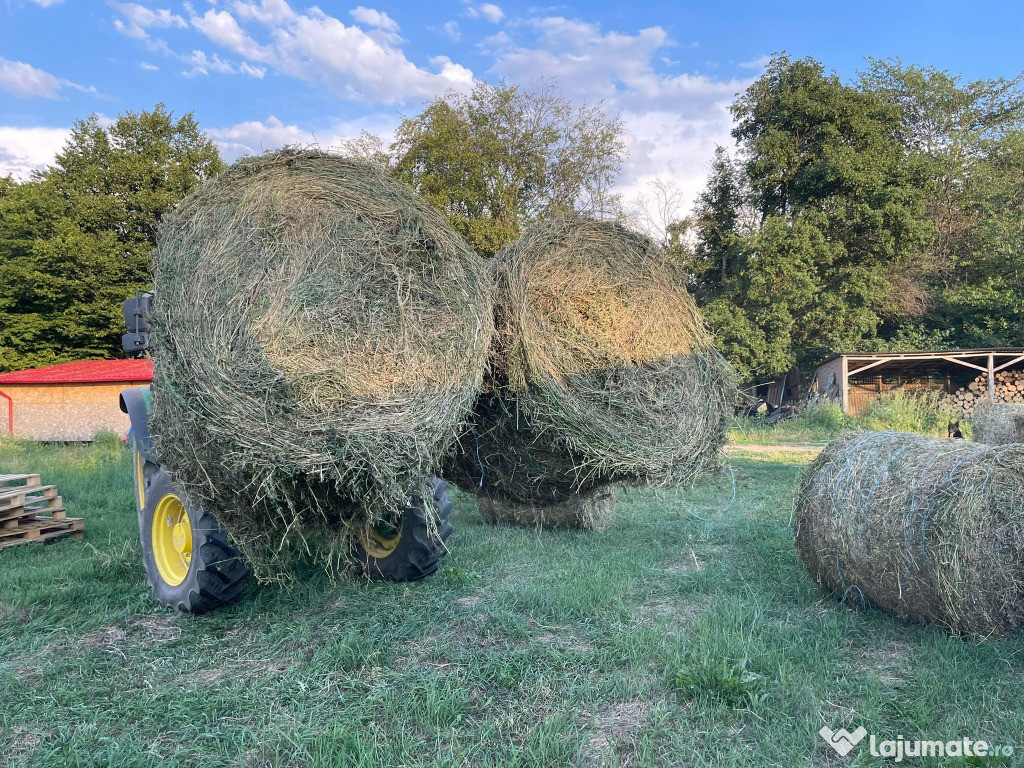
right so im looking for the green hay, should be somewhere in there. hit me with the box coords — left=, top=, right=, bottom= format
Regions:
left=149, top=149, right=493, bottom=579
left=972, top=401, right=1024, bottom=445
left=794, top=430, right=1024, bottom=637
left=446, top=215, right=735, bottom=523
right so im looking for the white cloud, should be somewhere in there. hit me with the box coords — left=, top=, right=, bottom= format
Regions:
left=0, top=58, right=62, bottom=99
left=440, top=21, right=461, bottom=41
left=29, top=0, right=64, bottom=6
left=232, top=0, right=295, bottom=25
left=207, top=114, right=398, bottom=161
left=349, top=6, right=399, bottom=33
left=112, top=3, right=187, bottom=40
left=239, top=61, right=266, bottom=78
left=191, top=9, right=272, bottom=61
left=183, top=50, right=267, bottom=78
left=739, top=54, right=772, bottom=69
left=467, top=3, right=504, bottom=23
left=189, top=6, right=474, bottom=103
left=0, top=126, right=70, bottom=179
left=139, top=61, right=159, bottom=71
left=490, top=17, right=750, bottom=224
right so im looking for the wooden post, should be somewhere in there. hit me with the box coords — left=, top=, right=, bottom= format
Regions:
left=988, top=354, right=996, bottom=402
left=840, top=356, right=849, bottom=414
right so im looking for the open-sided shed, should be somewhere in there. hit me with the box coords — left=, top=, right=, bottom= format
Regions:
left=811, top=349, right=1024, bottom=415
left=0, top=359, right=153, bottom=441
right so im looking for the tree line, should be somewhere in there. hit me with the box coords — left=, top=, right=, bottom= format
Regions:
left=1, top=56, right=1021, bottom=383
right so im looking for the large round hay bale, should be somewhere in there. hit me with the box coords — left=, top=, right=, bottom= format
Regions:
left=150, top=149, right=493, bottom=577
left=794, top=430, right=1024, bottom=637
left=972, top=401, right=1024, bottom=445
left=446, top=215, right=734, bottom=521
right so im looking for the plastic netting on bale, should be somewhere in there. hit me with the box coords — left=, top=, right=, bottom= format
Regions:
left=446, top=215, right=735, bottom=524
left=972, top=401, right=1024, bottom=446
left=794, top=430, right=1024, bottom=638
left=149, top=149, right=493, bottom=579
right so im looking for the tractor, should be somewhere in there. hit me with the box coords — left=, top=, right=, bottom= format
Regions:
left=118, top=293, right=453, bottom=613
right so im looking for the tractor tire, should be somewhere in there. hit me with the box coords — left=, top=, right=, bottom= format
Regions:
left=138, top=462, right=249, bottom=613
left=352, top=477, right=454, bottom=581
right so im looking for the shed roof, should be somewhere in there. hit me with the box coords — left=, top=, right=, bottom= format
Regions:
left=0, top=359, right=154, bottom=385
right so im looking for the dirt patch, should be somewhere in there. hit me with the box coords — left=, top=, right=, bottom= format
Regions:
left=536, top=631, right=596, bottom=654
left=131, top=614, right=181, bottom=641
left=393, top=630, right=458, bottom=675
left=4, top=726, right=43, bottom=762
left=455, top=587, right=491, bottom=609
left=637, top=596, right=705, bottom=628
left=79, top=625, right=127, bottom=655
left=663, top=550, right=704, bottom=575
left=578, top=700, right=654, bottom=768
left=861, top=638, right=914, bottom=688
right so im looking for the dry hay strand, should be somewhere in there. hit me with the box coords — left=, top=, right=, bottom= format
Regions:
left=445, top=215, right=735, bottom=522
left=972, top=401, right=1024, bottom=446
left=150, top=149, right=493, bottom=579
left=794, top=430, right=1024, bottom=637
left=478, top=485, right=616, bottom=532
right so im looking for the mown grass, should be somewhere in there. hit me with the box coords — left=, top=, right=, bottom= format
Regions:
left=1, top=439, right=1021, bottom=767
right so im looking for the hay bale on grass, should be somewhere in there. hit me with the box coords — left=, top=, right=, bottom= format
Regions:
left=150, top=149, right=493, bottom=577
left=478, top=486, right=616, bottom=532
left=972, top=401, right=1024, bottom=445
left=794, top=430, right=1024, bottom=637
left=447, top=215, right=734, bottom=526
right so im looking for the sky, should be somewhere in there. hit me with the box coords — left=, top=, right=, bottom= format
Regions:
left=1, top=0, right=1022, bottom=219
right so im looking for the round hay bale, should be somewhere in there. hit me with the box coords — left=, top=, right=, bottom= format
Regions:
left=478, top=486, right=616, bottom=532
left=446, top=215, right=734, bottom=514
left=794, top=430, right=1024, bottom=637
left=972, top=401, right=1024, bottom=445
left=150, top=149, right=493, bottom=577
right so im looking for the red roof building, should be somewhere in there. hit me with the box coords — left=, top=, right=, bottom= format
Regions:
left=0, top=359, right=153, bottom=441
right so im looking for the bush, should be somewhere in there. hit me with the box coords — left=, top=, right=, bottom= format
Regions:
left=859, top=391, right=957, bottom=436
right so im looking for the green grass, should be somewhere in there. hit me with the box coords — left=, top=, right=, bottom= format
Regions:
left=729, top=393, right=969, bottom=446
left=1, top=439, right=1021, bottom=767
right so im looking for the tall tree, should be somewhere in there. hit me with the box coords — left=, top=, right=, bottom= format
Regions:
left=0, top=105, right=222, bottom=371
left=862, top=60, right=1024, bottom=345
left=691, top=55, right=931, bottom=380
left=391, top=80, right=625, bottom=256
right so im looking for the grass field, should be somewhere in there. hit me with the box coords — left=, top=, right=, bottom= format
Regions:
left=1, top=439, right=1021, bottom=767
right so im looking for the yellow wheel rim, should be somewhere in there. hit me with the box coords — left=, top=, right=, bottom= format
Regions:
left=133, top=446, right=146, bottom=512
left=152, top=494, right=192, bottom=586
left=360, top=524, right=401, bottom=560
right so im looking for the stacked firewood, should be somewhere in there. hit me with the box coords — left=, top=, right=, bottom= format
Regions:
left=949, top=369, right=1024, bottom=414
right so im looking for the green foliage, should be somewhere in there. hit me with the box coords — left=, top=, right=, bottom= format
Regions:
left=688, top=54, right=1023, bottom=385
left=670, top=655, right=763, bottom=706
left=859, top=391, right=958, bottom=434
left=0, top=104, right=222, bottom=372
left=391, top=80, right=625, bottom=256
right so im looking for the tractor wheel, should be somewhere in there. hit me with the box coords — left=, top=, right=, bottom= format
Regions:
left=138, top=462, right=249, bottom=613
left=352, top=478, right=453, bottom=581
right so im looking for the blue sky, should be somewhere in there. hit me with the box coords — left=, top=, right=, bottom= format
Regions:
left=1, top=0, right=1022, bottom=216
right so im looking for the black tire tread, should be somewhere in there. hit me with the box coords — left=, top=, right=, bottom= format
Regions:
left=353, top=477, right=453, bottom=582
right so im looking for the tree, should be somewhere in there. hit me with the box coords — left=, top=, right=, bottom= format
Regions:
left=862, top=60, right=1024, bottom=346
left=391, top=80, right=625, bottom=256
left=691, top=55, right=931, bottom=381
left=0, top=105, right=223, bottom=371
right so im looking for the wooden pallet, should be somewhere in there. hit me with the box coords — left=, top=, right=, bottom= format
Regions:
left=0, top=473, right=83, bottom=551
left=0, top=516, right=84, bottom=550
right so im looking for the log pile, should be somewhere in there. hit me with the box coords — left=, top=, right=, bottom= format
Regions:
left=948, top=368, right=1024, bottom=415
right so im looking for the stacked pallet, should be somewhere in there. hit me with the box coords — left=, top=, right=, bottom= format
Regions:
left=0, top=474, right=83, bottom=551
left=949, top=369, right=1024, bottom=415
